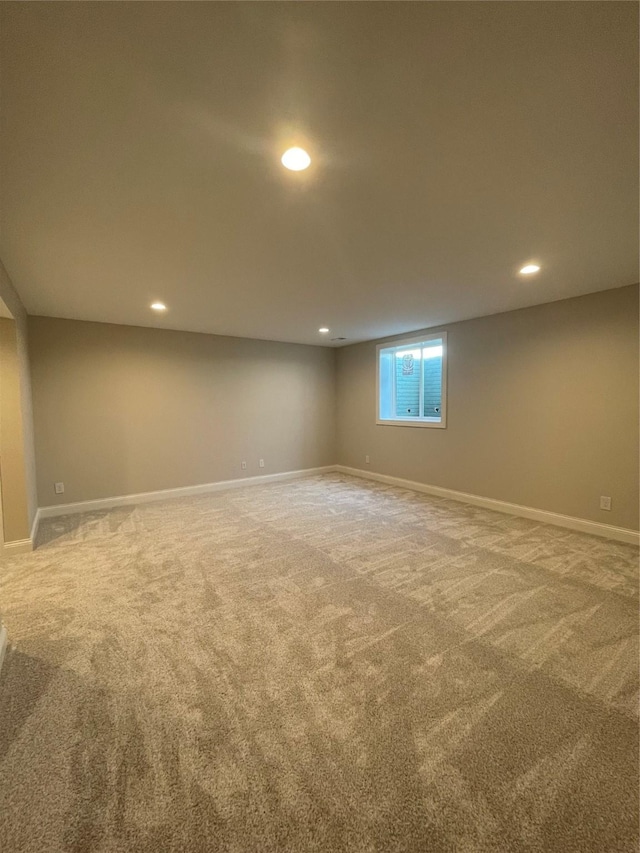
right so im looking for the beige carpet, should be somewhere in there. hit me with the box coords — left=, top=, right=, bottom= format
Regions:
left=0, top=472, right=638, bottom=852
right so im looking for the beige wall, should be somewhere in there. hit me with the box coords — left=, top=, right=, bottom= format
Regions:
left=0, top=261, right=37, bottom=540
left=29, top=318, right=336, bottom=506
left=0, top=318, right=31, bottom=541
left=336, top=285, right=639, bottom=531
left=24, top=285, right=640, bottom=532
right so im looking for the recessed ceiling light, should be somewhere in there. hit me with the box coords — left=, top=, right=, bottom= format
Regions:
left=319, top=327, right=330, bottom=334
left=151, top=302, right=167, bottom=311
left=519, top=264, right=541, bottom=275
left=281, top=147, right=311, bottom=171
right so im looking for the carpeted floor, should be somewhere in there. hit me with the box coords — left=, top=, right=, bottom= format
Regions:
left=0, top=473, right=638, bottom=853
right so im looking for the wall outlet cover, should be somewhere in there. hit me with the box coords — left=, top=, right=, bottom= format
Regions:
left=599, top=496, right=612, bottom=511
left=54, top=482, right=65, bottom=494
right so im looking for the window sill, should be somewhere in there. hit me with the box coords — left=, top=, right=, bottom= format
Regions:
left=376, top=418, right=446, bottom=429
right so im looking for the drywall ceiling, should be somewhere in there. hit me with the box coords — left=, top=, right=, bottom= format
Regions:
left=0, top=2, right=637, bottom=346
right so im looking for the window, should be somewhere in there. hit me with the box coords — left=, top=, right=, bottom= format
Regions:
left=377, top=332, right=447, bottom=428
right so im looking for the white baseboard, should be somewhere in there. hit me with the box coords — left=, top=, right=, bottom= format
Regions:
left=335, top=466, right=640, bottom=546
left=1, top=537, right=34, bottom=555
left=28, top=463, right=640, bottom=546
left=0, top=625, right=8, bottom=677
left=37, top=466, right=337, bottom=520
left=0, top=510, right=39, bottom=555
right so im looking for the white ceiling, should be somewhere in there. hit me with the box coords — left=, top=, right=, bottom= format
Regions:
left=0, top=3, right=637, bottom=346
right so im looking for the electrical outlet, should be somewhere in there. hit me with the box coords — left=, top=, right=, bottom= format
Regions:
left=241, top=461, right=247, bottom=470
left=259, top=459, right=265, bottom=468
left=365, top=455, right=370, bottom=464
left=54, top=482, right=65, bottom=495
left=600, top=495, right=612, bottom=511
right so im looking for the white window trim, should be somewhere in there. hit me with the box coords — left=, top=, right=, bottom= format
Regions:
left=376, top=331, right=447, bottom=429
